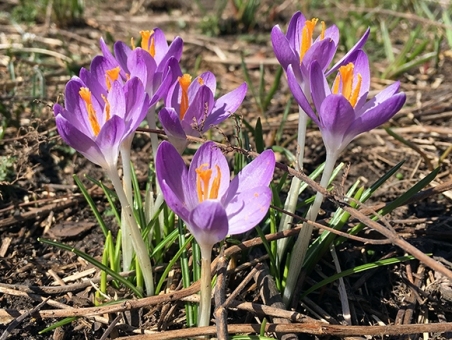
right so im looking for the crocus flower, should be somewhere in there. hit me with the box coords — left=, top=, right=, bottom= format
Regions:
left=287, top=49, right=406, bottom=158
left=271, top=11, right=370, bottom=97
left=156, top=140, right=275, bottom=246
left=54, top=70, right=155, bottom=296
left=156, top=140, right=275, bottom=326
left=53, top=74, right=149, bottom=170
left=159, top=72, right=247, bottom=153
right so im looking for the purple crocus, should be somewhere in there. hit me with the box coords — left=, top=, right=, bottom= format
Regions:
left=287, top=49, right=406, bottom=158
left=156, top=140, right=275, bottom=246
left=271, top=11, right=370, bottom=96
left=53, top=75, right=149, bottom=170
left=159, top=72, right=247, bottom=153
left=156, top=140, right=274, bottom=326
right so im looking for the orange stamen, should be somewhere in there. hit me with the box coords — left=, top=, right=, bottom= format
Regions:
left=300, top=18, right=318, bottom=63
left=140, top=30, right=156, bottom=57
left=320, top=21, right=326, bottom=40
left=198, top=77, right=204, bottom=85
left=178, top=74, right=192, bottom=119
left=332, top=63, right=362, bottom=108
left=195, top=164, right=222, bottom=202
left=101, top=94, right=111, bottom=121
left=79, top=87, right=100, bottom=136
left=339, top=63, right=354, bottom=100
left=349, top=74, right=362, bottom=107
left=105, top=67, right=120, bottom=91
left=130, top=37, right=136, bottom=50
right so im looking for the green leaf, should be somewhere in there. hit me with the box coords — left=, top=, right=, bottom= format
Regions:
left=73, top=174, right=109, bottom=237
left=254, top=117, right=264, bottom=153
left=302, top=255, right=419, bottom=297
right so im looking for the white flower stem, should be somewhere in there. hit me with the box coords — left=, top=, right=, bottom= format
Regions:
left=146, top=106, right=161, bottom=195
left=120, top=141, right=134, bottom=272
left=106, top=165, right=154, bottom=296
left=296, top=105, right=307, bottom=171
left=146, top=106, right=165, bottom=236
left=198, top=245, right=213, bottom=327
left=276, top=105, right=307, bottom=264
left=282, top=150, right=338, bottom=306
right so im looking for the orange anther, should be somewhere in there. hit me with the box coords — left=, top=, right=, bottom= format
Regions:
left=79, top=87, right=100, bottom=136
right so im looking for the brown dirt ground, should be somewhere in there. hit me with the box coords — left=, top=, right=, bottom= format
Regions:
left=1, top=0, right=452, bottom=339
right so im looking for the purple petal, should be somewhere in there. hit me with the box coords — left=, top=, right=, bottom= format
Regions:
left=156, top=141, right=190, bottom=220
left=359, top=81, right=401, bottom=114
left=204, top=82, right=247, bottom=128
left=226, top=186, right=272, bottom=234
left=187, top=142, right=230, bottom=208
left=188, top=71, right=216, bottom=101
left=62, top=78, right=93, bottom=136
left=224, top=149, right=275, bottom=206
left=105, top=80, right=126, bottom=120
left=188, top=201, right=229, bottom=249
left=309, top=61, right=331, bottom=112
left=113, top=41, right=132, bottom=74
left=55, top=114, right=107, bottom=168
left=95, top=115, right=124, bottom=168
left=318, top=95, right=355, bottom=153
left=286, top=65, right=319, bottom=125
left=123, top=77, right=149, bottom=133
left=164, top=36, right=183, bottom=62
left=271, top=25, right=299, bottom=71
left=286, top=12, right=305, bottom=54
left=182, top=86, right=214, bottom=134
left=159, top=107, right=188, bottom=154
left=165, top=80, right=181, bottom=113
left=127, top=48, right=157, bottom=96
left=153, top=57, right=182, bottom=105
left=351, top=50, right=370, bottom=108
left=346, top=92, right=406, bottom=139
left=302, top=38, right=337, bottom=72
left=151, top=28, right=169, bottom=65
left=99, top=38, right=117, bottom=67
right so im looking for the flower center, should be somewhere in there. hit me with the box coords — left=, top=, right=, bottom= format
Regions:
left=332, top=63, right=362, bottom=108
left=195, top=163, right=221, bottom=202
left=300, top=18, right=326, bottom=63
left=105, top=67, right=120, bottom=91
left=79, top=87, right=101, bottom=136
left=140, top=30, right=156, bottom=57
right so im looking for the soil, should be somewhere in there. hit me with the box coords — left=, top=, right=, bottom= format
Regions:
left=1, top=0, right=452, bottom=339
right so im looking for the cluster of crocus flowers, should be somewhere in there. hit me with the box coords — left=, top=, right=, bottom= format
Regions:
left=52, top=9, right=409, bottom=326
left=159, top=72, right=247, bottom=153
left=156, top=141, right=275, bottom=326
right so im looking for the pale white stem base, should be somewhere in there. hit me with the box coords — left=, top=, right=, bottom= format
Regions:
left=106, top=166, right=155, bottom=296
left=198, top=246, right=213, bottom=327
left=282, top=151, right=338, bottom=306
left=120, top=142, right=134, bottom=271
left=276, top=106, right=308, bottom=264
